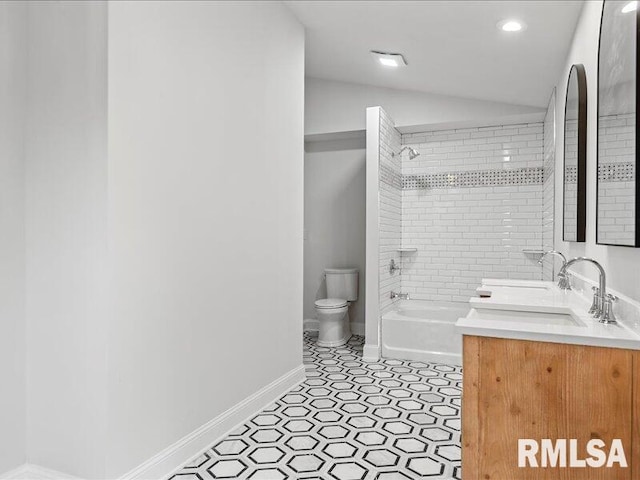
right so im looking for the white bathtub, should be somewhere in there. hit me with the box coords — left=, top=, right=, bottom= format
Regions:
left=381, top=300, right=470, bottom=365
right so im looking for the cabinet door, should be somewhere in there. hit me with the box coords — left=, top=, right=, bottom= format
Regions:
left=633, top=352, right=640, bottom=480
left=464, top=337, right=633, bottom=480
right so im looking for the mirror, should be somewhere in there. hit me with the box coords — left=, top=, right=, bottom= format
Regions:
left=542, top=90, right=556, bottom=280
left=563, top=64, right=587, bottom=242
left=597, top=0, right=638, bottom=246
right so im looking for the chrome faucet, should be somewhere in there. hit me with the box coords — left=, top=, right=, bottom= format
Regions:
left=558, top=257, right=617, bottom=324
left=538, top=250, right=571, bottom=290
left=390, top=291, right=409, bottom=300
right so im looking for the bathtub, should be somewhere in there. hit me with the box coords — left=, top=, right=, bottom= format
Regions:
left=381, top=299, right=470, bottom=365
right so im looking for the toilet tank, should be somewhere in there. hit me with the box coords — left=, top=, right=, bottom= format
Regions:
left=325, top=268, right=359, bottom=302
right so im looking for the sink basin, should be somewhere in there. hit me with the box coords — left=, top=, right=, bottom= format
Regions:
left=482, top=279, right=550, bottom=287
left=498, top=285, right=550, bottom=291
left=466, top=308, right=583, bottom=327
left=489, top=285, right=552, bottom=296
left=477, top=284, right=552, bottom=298
left=459, top=283, right=640, bottom=350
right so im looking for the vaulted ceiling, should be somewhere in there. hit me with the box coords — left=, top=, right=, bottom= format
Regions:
left=286, top=1, right=584, bottom=108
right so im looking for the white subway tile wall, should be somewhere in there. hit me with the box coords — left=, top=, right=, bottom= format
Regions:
left=379, top=109, right=402, bottom=313
left=542, top=95, right=556, bottom=280
left=399, top=123, right=545, bottom=302
left=597, top=113, right=636, bottom=245
left=563, top=118, right=578, bottom=241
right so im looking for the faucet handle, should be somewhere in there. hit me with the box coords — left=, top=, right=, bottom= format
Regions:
left=600, top=294, right=618, bottom=324
left=588, top=287, right=601, bottom=316
left=556, top=271, right=571, bottom=290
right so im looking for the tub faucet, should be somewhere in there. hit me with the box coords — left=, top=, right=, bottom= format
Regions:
left=538, top=250, right=571, bottom=290
left=390, top=291, right=409, bottom=300
left=558, top=257, right=616, bottom=324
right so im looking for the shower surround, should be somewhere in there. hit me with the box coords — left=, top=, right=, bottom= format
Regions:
left=379, top=114, right=548, bottom=308
left=400, top=123, right=545, bottom=302
left=366, top=107, right=551, bottom=361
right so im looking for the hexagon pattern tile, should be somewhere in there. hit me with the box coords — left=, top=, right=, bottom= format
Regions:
left=169, top=333, right=462, bottom=479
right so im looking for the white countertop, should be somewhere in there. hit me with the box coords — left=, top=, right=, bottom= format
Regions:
left=455, top=279, right=640, bottom=350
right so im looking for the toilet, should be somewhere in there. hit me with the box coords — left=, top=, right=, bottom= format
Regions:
left=315, top=268, right=359, bottom=347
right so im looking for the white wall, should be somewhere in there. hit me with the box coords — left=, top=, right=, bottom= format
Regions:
left=19, top=1, right=304, bottom=477
left=106, top=2, right=304, bottom=476
left=363, top=106, right=404, bottom=361
left=364, top=108, right=382, bottom=361
left=555, top=0, right=640, bottom=302
left=25, top=2, right=108, bottom=477
left=306, top=77, right=545, bottom=135
left=304, top=144, right=366, bottom=330
left=0, top=2, right=26, bottom=473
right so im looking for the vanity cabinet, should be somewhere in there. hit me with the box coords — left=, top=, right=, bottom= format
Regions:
left=462, top=335, right=639, bottom=480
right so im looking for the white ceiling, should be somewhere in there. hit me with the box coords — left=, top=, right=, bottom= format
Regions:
left=286, top=0, right=584, bottom=108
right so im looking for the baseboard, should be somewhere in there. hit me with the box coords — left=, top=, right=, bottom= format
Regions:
left=362, top=343, right=380, bottom=362
left=0, top=464, right=25, bottom=480
left=0, top=464, right=79, bottom=480
left=303, top=318, right=365, bottom=336
left=303, top=318, right=318, bottom=332
left=120, top=364, right=306, bottom=480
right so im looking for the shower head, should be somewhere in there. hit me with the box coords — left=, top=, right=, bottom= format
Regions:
left=392, top=146, right=420, bottom=160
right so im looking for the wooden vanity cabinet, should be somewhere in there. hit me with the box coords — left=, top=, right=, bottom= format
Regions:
left=462, top=335, right=639, bottom=480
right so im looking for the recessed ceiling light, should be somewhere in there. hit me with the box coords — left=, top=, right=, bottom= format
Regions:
left=370, top=51, right=408, bottom=68
left=622, top=1, right=637, bottom=13
left=497, top=19, right=527, bottom=32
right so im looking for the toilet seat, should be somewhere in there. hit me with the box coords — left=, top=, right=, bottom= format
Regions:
left=315, top=298, right=348, bottom=309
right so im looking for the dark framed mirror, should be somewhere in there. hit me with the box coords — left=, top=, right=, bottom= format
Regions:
left=597, top=0, right=639, bottom=246
left=563, top=64, right=587, bottom=242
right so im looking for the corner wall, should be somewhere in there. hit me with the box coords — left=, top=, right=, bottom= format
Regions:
left=555, top=0, right=640, bottom=302
left=18, top=1, right=305, bottom=478
left=106, top=2, right=305, bottom=476
left=364, top=108, right=381, bottom=360
left=378, top=110, right=403, bottom=313
left=0, top=1, right=26, bottom=473
left=364, top=107, right=402, bottom=360
left=25, top=2, right=108, bottom=476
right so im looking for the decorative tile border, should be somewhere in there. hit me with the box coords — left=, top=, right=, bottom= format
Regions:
left=565, top=163, right=636, bottom=184
left=564, top=166, right=577, bottom=184
left=598, top=162, right=635, bottom=182
left=401, top=167, right=543, bottom=190
left=387, top=162, right=637, bottom=188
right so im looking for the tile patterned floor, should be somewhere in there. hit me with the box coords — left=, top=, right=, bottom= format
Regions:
left=170, top=333, right=462, bottom=480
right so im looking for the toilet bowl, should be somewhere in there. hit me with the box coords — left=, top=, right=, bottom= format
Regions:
left=314, top=298, right=351, bottom=347
left=314, top=268, right=358, bottom=347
